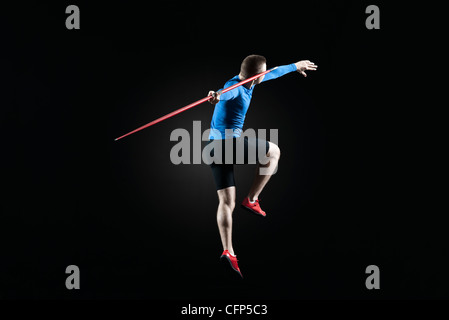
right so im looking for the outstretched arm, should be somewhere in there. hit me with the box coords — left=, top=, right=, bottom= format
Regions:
left=262, top=60, right=318, bottom=83
left=262, top=63, right=297, bottom=82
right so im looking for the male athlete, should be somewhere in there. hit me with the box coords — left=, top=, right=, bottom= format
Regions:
left=207, top=55, right=317, bottom=278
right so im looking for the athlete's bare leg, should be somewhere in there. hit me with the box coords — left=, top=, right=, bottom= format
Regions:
left=217, top=186, right=236, bottom=255
left=247, top=142, right=281, bottom=201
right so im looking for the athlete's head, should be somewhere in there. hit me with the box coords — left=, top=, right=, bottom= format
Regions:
left=240, top=54, right=267, bottom=84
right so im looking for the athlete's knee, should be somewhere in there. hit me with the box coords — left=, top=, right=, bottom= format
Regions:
left=217, top=188, right=236, bottom=210
left=268, top=143, right=281, bottom=161
left=219, top=197, right=235, bottom=211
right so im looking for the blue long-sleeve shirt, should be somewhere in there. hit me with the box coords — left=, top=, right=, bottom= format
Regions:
left=209, top=63, right=297, bottom=140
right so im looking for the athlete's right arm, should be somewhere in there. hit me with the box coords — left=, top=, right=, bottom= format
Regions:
left=207, top=89, right=236, bottom=105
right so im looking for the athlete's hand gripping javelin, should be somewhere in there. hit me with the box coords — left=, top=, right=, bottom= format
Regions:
left=207, top=90, right=222, bottom=105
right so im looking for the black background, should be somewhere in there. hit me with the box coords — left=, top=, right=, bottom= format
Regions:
left=1, top=0, right=447, bottom=304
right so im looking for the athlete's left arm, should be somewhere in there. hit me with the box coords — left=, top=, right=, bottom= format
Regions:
left=261, top=60, right=317, bottom=83
left=261, top=64, right=297, bottom=83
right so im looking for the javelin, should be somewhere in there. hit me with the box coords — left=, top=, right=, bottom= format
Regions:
left=114, top=68, right=274, bottom=141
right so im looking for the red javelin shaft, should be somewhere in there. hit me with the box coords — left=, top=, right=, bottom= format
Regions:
left=114, top=68, right=274, bottom=141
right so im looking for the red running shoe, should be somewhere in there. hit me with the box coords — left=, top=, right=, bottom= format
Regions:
left=241, top=197, right=266, bottom=217
left=220, top=250, right=243, bottom=278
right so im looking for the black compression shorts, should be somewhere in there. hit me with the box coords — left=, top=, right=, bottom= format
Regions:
left=205, top=136, right=270, bottom=190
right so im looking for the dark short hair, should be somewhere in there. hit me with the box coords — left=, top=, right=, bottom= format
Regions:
left=240, top=54, right=267, bottom=78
